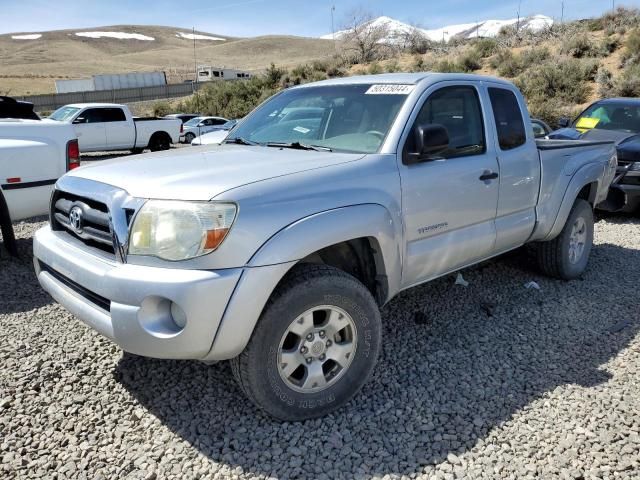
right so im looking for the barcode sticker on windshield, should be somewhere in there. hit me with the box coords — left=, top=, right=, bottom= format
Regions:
left=365, top=84, right=415, bottom=95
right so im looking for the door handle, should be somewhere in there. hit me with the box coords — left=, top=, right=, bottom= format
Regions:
left=479, top=171, right=499, bottom=181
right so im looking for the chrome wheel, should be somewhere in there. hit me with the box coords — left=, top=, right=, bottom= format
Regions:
left=277, top=305, right=357, bottom=393
left=568, top=216, right=587, bottom=264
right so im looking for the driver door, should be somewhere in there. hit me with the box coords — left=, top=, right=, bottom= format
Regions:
left=73, top=108, right=107, bottom=152
left=399, top=83, right=500, bottom=288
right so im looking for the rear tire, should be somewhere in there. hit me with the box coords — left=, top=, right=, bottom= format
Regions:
left=149, top=132, right=171, bottom=152
left=231, top=264, right=382, bottom=421
left=536, top=199, right=594, bottom=280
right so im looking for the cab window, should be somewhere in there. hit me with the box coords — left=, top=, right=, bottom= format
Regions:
left=488, top=88, right=526, bottom=150
left=406, top=86, right=486, bottom=159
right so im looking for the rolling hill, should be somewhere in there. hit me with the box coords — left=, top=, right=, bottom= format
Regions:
left=322, top=15, right=554, bottom=43
left=0, top=25, right=335, bottom=95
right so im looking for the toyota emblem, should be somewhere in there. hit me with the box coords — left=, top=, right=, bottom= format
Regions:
left=69, top=206, right=83, bottom=233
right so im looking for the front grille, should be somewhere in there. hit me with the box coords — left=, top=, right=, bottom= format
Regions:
left=51, top=190, right=115, bottom=256
left=39, top=261, right=111, bottom=312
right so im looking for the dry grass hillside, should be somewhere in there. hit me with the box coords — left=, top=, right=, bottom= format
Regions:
left=0, top=25, right=335, bottom=95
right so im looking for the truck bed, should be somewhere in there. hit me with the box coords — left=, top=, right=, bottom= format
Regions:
left=532, top=138, right=617, bottom=241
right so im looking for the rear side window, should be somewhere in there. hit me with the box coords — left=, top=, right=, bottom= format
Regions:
left=407, top=86, right=486, bottom=159
left=489, top=88, right=526, bottom=150
left=101, top=108, right=126, bottom=122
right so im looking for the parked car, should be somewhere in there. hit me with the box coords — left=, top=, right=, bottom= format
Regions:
left=531, top=118, right=552, bottom=138
left=164, top=113, right=200, bottom=124
left=191, top=129, right=230, bottom=146
left=48, top=103, right=181, bottom=154
left=1, top=119, right=78, bottom=255
left=191, top=119, right=239, bottom=146
left=550, top=98, right=640, bottom=213
left=180, top=116, right=229, bottom=143
left=0, top=96, right=39, bottom=120
left=34, top=73, right=617, bottom=420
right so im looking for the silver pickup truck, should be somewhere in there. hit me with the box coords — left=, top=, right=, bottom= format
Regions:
left=33, top=74, right=617, bottom=421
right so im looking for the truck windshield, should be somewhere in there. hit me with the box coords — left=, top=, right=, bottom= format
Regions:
left=226, top=84, right=411, bottom=153
left=573, top=102, right=640, bottom=134
left=49, top=106, right=80, bottom=122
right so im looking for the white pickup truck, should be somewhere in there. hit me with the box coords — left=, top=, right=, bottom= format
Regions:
left=0, top=119, right=78, bottom=255
left=48, top=103, right=181, bottom=154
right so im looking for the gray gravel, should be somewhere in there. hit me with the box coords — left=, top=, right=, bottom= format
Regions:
left=1, top=214, right=639, bottom=479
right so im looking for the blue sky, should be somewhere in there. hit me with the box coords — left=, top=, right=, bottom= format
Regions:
left=0, top=0, right=638, bottom=37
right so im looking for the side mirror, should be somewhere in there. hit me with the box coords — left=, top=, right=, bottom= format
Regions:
left=558, top=117, right=571, bottom=128
left=72, top=117, right=85, bottom=124
left=407, top=124, right=449, bottom=164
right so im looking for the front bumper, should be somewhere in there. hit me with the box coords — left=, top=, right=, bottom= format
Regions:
left=33, top=226, right=242, bottom=360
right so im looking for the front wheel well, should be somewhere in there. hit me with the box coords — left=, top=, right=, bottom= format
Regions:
left=298, top=237, right=388, bottom=306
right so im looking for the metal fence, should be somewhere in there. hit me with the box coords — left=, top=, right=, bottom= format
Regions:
left=17, top=82, right=205, bottom=111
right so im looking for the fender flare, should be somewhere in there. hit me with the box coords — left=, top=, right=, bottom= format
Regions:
left=248, top=203, right=402, bottom=294
left=0, top=188, right=18, bottom=256
left=203, top=204, right=403, bottom=361
left=542, top=163, right=603, bottom=241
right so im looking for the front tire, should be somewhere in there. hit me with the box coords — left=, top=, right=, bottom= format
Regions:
left=231, top=264, right=382, bottom=421
left=184, top=132, right=195, bottom=144
left=536, top=199, right=594, bottom=280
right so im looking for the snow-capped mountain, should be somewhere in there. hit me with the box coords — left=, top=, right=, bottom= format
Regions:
left=322, top=15, right=553, bottom=43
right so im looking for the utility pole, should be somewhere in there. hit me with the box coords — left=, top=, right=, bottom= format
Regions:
left=516, top=0, right=522, bottom=33
left=193, top=26, right=199, bottom=113
left=561, top=0, right=564, bottom=24
left=331, top=5, right=336, bottom=52
left=193, top=26, right=198, bottom=84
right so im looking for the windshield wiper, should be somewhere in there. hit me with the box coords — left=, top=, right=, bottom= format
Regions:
left=265, top=141, right=332, bottom=152
left=224, top=137, right=259, bottom=146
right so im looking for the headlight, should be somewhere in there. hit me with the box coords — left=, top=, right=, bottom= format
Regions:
left=128, top=200, right=237, bottom=261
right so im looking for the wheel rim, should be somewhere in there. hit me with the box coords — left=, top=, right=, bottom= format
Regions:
left=277, top=305, right=357, bottom=393
left=568, top=216, right=587, bottom=264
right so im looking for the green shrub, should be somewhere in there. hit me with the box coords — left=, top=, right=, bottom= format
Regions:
left=521, top=47, right=551, bottom=65
left=177, top=67, right=286, bottom=119
left=152, top=101, right=172, bottom=117
left=526, top=98, right=580, bottom=130
left=473, top=38, right=498, bottom=58
left=432, top=59, right=467, bottom=73
left=367, top=62, right=383, bottom=74
left=412, top=55, right=425, bottom=71
left=595, top=67, right=614, bottom=97
left=601, top=36, right=621, bottom=54
left=490, top=49, right=523, bottom=77
left=613, top=64, right=640, bottom=96
left=517, top=58, right=594, bottom=104
left=384, top=61, right=400, bottom=73
left=458, top=50, right=482, bottom=72
left=623, top=29, right=640, bottom=65
left=560, top=34, right=605, bottom=58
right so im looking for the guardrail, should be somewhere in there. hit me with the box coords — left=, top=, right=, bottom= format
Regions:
left=17, top=82, right=205, bottom=111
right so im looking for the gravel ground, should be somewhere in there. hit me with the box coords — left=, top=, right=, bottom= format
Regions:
left=1, top=214, right=639, bottom=480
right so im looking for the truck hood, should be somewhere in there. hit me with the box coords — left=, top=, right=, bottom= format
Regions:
left=67, top=144, right=365, bottom=200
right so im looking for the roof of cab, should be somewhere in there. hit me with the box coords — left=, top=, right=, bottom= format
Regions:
left=295, top=72, right=514, bottom=88
left=63, top=103, right=124, bottom=108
